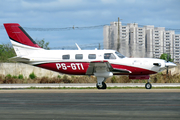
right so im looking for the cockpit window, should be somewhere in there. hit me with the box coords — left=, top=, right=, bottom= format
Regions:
left=115, top=51, right=125, bottom=58
left=104, top=53, right=116, bottom=59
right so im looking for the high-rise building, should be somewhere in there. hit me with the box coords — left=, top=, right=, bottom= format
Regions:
left=103, top=22, right=180, bottom=63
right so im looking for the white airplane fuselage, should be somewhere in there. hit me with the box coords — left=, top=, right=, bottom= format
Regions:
left=4, top=23, right=177, bottom=89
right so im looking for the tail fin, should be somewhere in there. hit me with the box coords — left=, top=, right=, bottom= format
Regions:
left=3, top=23, right=42, bottom=56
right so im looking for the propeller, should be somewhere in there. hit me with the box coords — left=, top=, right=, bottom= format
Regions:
left=166, top=54, right=169, bottom=76
left=165, top=54, right=176, bottom=76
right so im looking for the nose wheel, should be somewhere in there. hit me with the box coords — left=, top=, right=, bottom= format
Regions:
left=145, top=82, right=152, bottom=89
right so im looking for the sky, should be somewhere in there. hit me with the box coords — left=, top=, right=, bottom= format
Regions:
left=0, top=0, right=180, bottom=49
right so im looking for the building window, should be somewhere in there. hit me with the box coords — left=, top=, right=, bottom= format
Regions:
left=88, top=54, right=96, bottom=59
left=122, top=33, right=126, bottom=35
left=75, top=54, right=83, bottom=59
left=62, top=55, right=70, bottom=59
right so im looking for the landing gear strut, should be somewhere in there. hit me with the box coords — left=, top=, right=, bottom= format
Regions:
left=145, top=79, right=152, bottom=89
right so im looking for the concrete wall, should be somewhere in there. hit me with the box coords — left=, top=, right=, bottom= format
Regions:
left=0, top=63, right=61, bottom=78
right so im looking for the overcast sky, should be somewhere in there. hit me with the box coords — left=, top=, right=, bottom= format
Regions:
left=0, top=0, right=180, bottom=49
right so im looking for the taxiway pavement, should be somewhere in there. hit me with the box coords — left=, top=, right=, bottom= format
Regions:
left=0, top=89, right=180, bottom=120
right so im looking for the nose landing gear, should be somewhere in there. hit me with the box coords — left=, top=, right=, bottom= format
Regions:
left=145, top=82, right=152, bottom=89
left=145, top=79, right=152, bottom=89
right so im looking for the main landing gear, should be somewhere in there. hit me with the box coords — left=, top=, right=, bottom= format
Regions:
left=96, top=77, right=108, bottom=89
left=95, top=72, right=113, bottom=90
left=96, top=82, right=107, bottom=89
left=145, top=79, right=152, bottom=89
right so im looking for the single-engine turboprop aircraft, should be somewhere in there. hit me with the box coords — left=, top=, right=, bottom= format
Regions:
left=3, top=23, right=177, bottom=89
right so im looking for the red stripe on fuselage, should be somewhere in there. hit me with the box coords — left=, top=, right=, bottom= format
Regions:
left=37, top=62, right=90, bottom=75
left=111, top=64, right=156, bottom=75
left=36, top=62, right=156, bottom=75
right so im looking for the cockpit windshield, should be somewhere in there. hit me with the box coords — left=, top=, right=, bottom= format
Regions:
left=115, top=51, right=125, bottom=58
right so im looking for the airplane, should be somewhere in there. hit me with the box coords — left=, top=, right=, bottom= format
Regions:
left=3, top=23, right=177, bottom=89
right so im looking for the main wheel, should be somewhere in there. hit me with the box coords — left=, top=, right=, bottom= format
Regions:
left=96, top=82, right=107, bottom=89
left=145, top=82, right=152, bottom=89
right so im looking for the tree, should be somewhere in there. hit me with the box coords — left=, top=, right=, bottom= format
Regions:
left=160, top=53, right=173, bottom=62
left=35, top=39, right=50, bottom=50
left=0, top=43, right=16, bottom=62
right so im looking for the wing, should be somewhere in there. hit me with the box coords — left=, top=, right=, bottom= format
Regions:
left=86, top=60, right=131, bottom=75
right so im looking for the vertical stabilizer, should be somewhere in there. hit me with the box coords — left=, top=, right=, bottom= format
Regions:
left=3, top=23, right=42, bottom=56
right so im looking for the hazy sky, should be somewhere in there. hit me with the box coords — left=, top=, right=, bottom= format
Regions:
left=0, top=0, right=180, bottom=49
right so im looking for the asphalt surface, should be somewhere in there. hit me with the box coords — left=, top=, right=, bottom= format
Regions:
left=0, top=89, right=180, bottom=120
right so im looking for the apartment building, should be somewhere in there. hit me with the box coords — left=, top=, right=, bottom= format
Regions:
left=104, top=22, right=180, bottom=63
left=174, top=34, right=180, bottom=63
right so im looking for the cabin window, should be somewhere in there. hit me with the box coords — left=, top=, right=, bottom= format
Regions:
left=75, top=54, right=83, bottom=59
left=62, top=55, right=70, bottom=59
left=104, top=53, right=116, bottom=59
left=88, top=54, right=96, bottom=59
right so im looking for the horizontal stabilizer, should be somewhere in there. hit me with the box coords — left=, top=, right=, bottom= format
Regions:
left=9, top=56, right=30, bottom=62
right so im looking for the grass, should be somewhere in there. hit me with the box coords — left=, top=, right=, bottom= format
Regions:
left=0, top=72, right=180, bottom=84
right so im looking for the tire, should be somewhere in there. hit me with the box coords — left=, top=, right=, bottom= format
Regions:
left=96, top=82, right=107, bottom=89
left=145, top=82, right=152, bottom=89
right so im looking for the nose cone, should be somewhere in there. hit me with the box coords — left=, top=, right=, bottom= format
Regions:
left=165, top=62, right=177, bottom=68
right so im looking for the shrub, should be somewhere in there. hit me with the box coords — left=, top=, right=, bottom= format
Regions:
left=12, top=75, right=18, bottom=79
left=111, top=76, right=116, bottom=83
left=57, top=75, right=61, bottom=79
left=18, top=74, right=24, bottom=79
left=5, top=74, right=12, bottom=79
left=29, top=72, right=36, bottom=79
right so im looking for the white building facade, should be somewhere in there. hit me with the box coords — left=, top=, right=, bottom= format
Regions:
left=103, top=22, right=180, bottom=63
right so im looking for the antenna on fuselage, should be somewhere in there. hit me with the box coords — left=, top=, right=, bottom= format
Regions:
left=75, top=43, right=81, bottom=50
